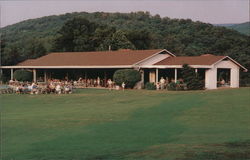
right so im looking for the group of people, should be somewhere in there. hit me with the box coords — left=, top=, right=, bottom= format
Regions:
left=155, top=77, right=182, bottom=90
left=4, top=77, right=126, bottom=94
left=2, top=77, right=183, bottom=94
left=218, top=79, right=230, bottom=87
left=8, top=79, right=74, bottom=94
left=154, top=77, right=167, bottom=90
left=74, top=77, right=112, bottom=88
left=74, top=77, right=126, bottom=90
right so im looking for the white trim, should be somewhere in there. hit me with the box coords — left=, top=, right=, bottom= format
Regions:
left=0, top=64, right=217, bottom=69
left=163, top=49, right=176, bottom=57
left=0, top=65, right=133, bottom=69
left=212, top=56, right=248, bottom=72
left=141, top=65, right=212, bottom=69
left=133, top=49, right=176, bottom=66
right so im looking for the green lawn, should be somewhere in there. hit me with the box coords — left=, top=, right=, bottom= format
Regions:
left=1, top=88, right=250, bottom=160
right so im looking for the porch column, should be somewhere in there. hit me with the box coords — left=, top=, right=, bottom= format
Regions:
left=174, top=68, right=177, bottom=83
left=230, top=68, right=239, bottom=88
left=104, top=71, right=107, bottom=87
left=156, top=68, right=159, bottom=83
left=11, top=68, right=14, bottom=80
left=44, top=70, right=47, bottom=82
left=195, top=68, right=198, bottom=74
left=205, top=68, right=217, bottom=89
left=33, top=69, right=37, bottom=82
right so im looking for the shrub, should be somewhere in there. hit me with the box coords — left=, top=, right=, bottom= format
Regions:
left=113, top=69, right=141, bottom=88
left=167, top=82, right=177, bottom=91
left=240, top=71, right=250, bottom=87
left=13, top=70, right=32, bottom=82
left=145, top=82, right=156, bottom=90
left=181, top=64, right=204, bottom=90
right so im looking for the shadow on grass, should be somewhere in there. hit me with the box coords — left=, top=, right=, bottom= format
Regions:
left=182, top=140, right=250, bottom=160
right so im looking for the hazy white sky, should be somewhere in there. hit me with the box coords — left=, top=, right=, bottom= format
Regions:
left=0, top=0, right=249, bottom=27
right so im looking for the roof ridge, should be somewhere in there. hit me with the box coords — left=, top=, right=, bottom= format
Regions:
left=49, top=49, right=163, bottom=54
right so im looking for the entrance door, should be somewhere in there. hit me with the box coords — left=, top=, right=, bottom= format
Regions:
left=149, top=70, right=156, bottom=83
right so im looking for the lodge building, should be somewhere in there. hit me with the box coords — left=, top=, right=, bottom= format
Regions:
left=0, top=49, right=247, bottom=89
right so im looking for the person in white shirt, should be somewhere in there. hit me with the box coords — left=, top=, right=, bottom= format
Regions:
left=122, top=82, right=126, bottom=91
left=97, top=77, right=101, bottom=87
left=55, top=84, right=62, bottom=94
left=31, top=82, right=38, bottom=94
left=160, top=77, right=166, bottom=90
left=107, top=79, right=113, bottom=91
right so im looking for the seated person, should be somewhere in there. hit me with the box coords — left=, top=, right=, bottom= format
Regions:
left=55, top=84, right=62, bottom=94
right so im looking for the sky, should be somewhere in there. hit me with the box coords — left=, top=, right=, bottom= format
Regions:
left=0, top=0, right=249, bottom=27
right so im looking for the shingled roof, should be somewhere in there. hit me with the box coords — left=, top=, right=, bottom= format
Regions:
left=17, top=49, right=164, bottom=67
left=2, top=50, right=246, bottom=71
left=154, top=54, right=226, bottom=66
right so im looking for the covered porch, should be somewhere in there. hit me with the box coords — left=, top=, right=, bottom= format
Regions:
left=142, top=67, right=205, bottom=84
left=5, top=67, right=127, bottom=88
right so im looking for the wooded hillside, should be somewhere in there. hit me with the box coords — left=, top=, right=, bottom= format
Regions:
left=228, top=22, right=250, bottom=36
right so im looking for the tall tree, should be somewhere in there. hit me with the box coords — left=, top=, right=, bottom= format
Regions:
left=53, top=17, right=98, bottom=52
left=2, top=44, right=21, bottom=65
left=125, top=29, right=152, bottom=49
left=99, top=30, right=135, bottom=51
left=25, top=38, right=47, bottom=59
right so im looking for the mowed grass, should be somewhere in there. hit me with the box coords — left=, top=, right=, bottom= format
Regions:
left=1, top=88, right=250, bottom=160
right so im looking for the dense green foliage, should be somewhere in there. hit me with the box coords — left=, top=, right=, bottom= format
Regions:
left=167, top=81, right=187, bottom=91
left=113, top=69, right=141, bottom=88
left=167, top=82, right=177, bottom=90
left=1, top=11, right=249, bottom=84
left=13, top=69, right=32, bottom=82
left=228, top=22, right=250, bottom=36
left=144, top=82, right=156, bottom=90
left=0, top=73, right=8, bottom=83
left=1, top=88, right=250, bottom=159
left=181, top=64, right=204, bottom=90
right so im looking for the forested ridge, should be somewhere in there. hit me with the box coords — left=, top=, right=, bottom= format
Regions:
left=0, top=11, right=249, bottom=84
left=227, top=22, right=250, bottom=36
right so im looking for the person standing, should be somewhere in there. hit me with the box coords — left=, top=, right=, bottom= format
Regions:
left=156, top=82, right=160, bottom=90
left=107, top=79, right=113, bottom=91
left=97, top=77, right=101, bottom=87
left=122, top=82, right=126, bottom=91
left=160, top=77, right=166, bottom=90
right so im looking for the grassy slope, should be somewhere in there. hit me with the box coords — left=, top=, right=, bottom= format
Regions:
left=1, top=88, right=250, bottom=160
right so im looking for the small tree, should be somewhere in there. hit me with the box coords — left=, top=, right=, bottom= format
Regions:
left=181, top=64, right=204, bottom=90
left=113, top=69, right=141, bottom=88
left=13, top=70, right=32, bottom=82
